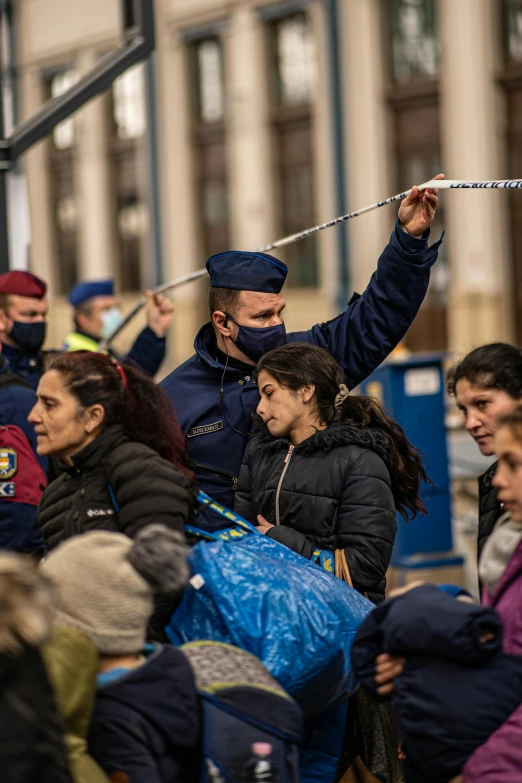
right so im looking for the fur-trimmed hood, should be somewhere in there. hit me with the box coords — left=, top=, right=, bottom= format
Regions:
left=253, top=421, right=390, bottom=463
left=0, top=552, right=52, bottom=655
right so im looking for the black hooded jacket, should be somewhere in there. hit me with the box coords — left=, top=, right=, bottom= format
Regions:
left=235, top=423, right=397, bottom=604
left=88, top=645, right=200, bottom=783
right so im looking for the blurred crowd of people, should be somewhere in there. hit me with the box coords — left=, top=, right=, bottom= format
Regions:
left=1, top=174, right=522, bottom=783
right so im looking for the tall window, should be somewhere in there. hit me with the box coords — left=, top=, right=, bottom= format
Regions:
left=386, top=0, right=446, bottom=351
left=389, top=0, right=438, bottom=82
left=45, top=68, right=79, bottom=294
left=109, top=63, right=148, bottom=292
left=191, top=38, right=229, bottom=259
left=502, top=0, right=522, bottom=343
left=269, top=13, right=318, bottom=288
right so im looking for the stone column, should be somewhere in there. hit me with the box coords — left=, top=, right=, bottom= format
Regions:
left=224, top=5, right=276, bottom=251
left=340, top=0, right=392, bottom=294
left=75, top=48, right=116, bottom=281
left=20, top=67, right=56, bottom=291
left=439, top=0, right=514, bottom=352
left=155, top=23, right=205, bottom=374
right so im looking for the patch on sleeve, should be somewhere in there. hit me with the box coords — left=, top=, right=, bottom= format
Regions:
left=187, top=421, right=224, bottom=438
left=0, top=448, right=17, bottom=479
left=0, top=482, right=16, bottom=498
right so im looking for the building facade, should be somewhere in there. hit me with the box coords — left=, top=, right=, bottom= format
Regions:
left=13, top=0, right=522, bottom=374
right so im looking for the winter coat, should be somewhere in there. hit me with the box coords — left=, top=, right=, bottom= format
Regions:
left=0, top=642, right=73, bottom=783
left=161, top=222, right=443, bottom=527
left=463, top=536, right=522, bottom=782
left=351, top=585, right=522, bottom=783
left=0, top=355, right=47, bottom=553
left=88, top=644, right=200, bottom=783
left=477, top=461, right=502, bottom=562
left=43, top=627, right=108, bottom=783
left=38, top=424, right=196, bottom=551
left=235, top=422, right=397, bottom=604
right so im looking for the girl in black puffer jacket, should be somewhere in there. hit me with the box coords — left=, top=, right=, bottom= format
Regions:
left=235, top=343, right=429, bottom=604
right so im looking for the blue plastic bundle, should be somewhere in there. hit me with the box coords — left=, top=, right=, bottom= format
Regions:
left=167, top=496, right=373, bottom=717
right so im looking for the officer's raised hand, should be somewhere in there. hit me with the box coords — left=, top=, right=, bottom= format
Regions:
left=398, top=172, right=444, bottom=237
left=145, top=291, right=174, bottom=338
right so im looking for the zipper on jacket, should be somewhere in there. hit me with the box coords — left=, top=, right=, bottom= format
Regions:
left=188, top=458, right=238, bottom=490
left=275, top=445, right=294, bottom=526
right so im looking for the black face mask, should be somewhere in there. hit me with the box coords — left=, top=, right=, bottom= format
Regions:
left=9, top=321, right=47, bottom=352
left=224, top=312, right=287, bottom=363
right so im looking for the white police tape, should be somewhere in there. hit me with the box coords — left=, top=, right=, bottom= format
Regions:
left=100, top=178, right=522, bottom=347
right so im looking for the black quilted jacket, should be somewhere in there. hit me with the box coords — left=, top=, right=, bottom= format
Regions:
left=477, top=461, right=503, bottom=564
left=38, top=424, right=196, bottom=551
left=235, top=423, right=397, bottom=604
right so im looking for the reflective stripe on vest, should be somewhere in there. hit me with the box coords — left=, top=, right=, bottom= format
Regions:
left=64, top=332, right=101, bottom=353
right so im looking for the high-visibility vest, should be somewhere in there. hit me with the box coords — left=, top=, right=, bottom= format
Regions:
left=63, top=332, right=101, bottom=353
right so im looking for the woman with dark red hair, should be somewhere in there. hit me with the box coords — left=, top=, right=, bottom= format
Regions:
left=29, top=351, right=196, bottom=552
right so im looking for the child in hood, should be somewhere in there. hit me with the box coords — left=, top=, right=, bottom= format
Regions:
left=40, top=524, right=201, bottom=783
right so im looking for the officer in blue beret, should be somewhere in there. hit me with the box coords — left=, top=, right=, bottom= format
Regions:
left=64, top=278, right=174, bottom=377
left=161, top=176, right=444, bottom=528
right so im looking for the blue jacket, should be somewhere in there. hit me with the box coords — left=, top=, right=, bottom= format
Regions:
left=0, top=357, right=47, bottom=552
left=2, top=326, right=166, bottom=390
left=88, top=645, right=200, bottom=783
left=351, top=585, right=522, bottom=783
left=161, top=222, right=442, bottom=527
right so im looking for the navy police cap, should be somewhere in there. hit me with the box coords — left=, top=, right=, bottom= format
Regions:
left=69, top=278, right=115, bottom=307
left=206, top=251, right=288, bottom=293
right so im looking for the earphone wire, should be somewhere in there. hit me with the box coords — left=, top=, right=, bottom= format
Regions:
left=220, top=316, right=255, bottom=439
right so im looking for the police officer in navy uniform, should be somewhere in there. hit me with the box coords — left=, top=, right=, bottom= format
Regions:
left=0, top=347, right=47, bottom=555
left=0, top=271, right=173, bottom=389
left=63, top=278, right=174, bottom=377
left=161, top=177, right=444, bottom=528
left=0, top=270, right=49, bottom=390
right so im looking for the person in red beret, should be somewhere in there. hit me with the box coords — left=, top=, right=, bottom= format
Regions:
left=0, top=271, right=49, bottom=390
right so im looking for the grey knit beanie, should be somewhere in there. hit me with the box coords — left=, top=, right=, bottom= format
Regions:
left=40, top=525, right=189, bottom=655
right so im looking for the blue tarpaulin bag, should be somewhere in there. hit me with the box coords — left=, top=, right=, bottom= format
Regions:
left=167, top=492, right=373, bottom=717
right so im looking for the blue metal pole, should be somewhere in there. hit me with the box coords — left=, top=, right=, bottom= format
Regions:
left=325, top=0, right=350, bottom=311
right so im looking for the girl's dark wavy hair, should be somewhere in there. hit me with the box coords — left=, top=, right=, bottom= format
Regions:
left=45, top=351, right=193, bottom=481
left=447, top=343, right=522, bottom=399
left=256, top=343, right=430, bottom=520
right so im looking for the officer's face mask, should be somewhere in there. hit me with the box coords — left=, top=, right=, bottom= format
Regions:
left=100, top=307, right=124, bottom=340
left=9, top=320, right=47, bottom=352
left=224, top=312, right=287, bottom=363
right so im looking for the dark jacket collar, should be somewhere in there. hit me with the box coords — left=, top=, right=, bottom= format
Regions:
left=1, top=340, right=41, bottom=362
left=194, top=322, right=248, bottom=375
left=65, top=424, right=129, bottom=474
left=254, top=421, right=390, bottom=461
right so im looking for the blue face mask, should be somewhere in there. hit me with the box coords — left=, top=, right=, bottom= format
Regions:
left=225, top=313, right=287, bottom=363
left=101, top=307, right=124, bottom=341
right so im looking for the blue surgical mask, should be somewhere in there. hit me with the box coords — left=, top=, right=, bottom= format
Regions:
left=225, top=312, right=287, bottom=362
left=101, top=307, right=124, bottom=340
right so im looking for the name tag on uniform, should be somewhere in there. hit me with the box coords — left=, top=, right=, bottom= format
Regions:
left=187, top=420, right=224, bottom=438
left=0, top=482, right=16, bottom=497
